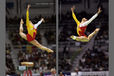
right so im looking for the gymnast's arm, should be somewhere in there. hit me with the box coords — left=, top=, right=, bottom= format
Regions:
left=71, top=6, right=80, bottom=25
left=82, top=8, right=102, bottom=26
left=34, top=18, right=44, bottom=29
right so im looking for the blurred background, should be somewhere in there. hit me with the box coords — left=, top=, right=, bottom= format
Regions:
left=6, top=0, right=56, bottom=76
left=58, top=0, right=109, bottom=75
left=5, top=0, right=109, bottom=76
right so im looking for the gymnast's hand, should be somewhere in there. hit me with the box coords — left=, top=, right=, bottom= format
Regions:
left=20, top=19, right=24, bottom=24
left=97, top=7, right=102, bottom=14
left=71, top=5, right=75, bottom=11
left=41, top=18, right=45, bottom=23
left=27, top=4, right=31, bottom=10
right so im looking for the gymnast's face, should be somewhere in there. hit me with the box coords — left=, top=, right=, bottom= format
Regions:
left=82, top=18, right=87, bottom=22
left=29, top=21, right=34, bottom=25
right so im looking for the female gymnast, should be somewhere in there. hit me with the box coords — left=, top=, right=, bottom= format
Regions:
left=70, top=6, right=102, bottom=42
left=19, top=5, right=53, bottom=53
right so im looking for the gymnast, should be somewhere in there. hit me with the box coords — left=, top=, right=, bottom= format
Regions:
left=19, top=5, right=53, bottom=53
left=70, top=6, right=102, bottom=42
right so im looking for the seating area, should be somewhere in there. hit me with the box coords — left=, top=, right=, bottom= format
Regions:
left=17, top=49, right=56, bottom=73
left=6, top=43, right=16, bottom=75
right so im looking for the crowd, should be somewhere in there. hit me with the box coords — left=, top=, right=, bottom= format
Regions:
left=44, top=31, right=56, bottom=45
left=59, top=30, right=109, bottom=72
left=17, top=49, right=56, bottom=73
left=6, top=43, right=17, bottom=76
left=6, top=43, right=56, bottom=75
left=59, top=45, right=72, bottom=72
left=59, top=55, right=72, bottom=72
left=78, top=30, right=108, bottom=71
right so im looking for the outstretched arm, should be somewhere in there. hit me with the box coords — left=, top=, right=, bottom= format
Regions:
left=82, top=8, right=102, bottom=26
left=71, top=6, right=80, bottom=25
left=34, top=18, right=45, bottom=29
left=26, top=4, right=31, bottom=26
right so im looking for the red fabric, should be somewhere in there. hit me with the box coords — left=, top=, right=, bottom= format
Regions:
left=23, top=70, right=32, bottom=76
left=27, top=70, right=29, bottom=76
left=27, top=32, right=36, bottom=42
left=78, top=26, right=87, bottom=37
left=23, top=71, right=26, bottom=76
left=28, top=70, right=32, bottom=76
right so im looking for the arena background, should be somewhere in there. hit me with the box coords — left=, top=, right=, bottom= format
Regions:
left=1, top=0, right=114, bottom=76
left=6, top=0, right=56, bottom=76
left=3, top=0, right=108, bottom=75
left=58, top=0, right=109, bottom=76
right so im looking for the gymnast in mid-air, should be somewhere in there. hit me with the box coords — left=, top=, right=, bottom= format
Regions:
left=19, top=4, right=53, bottom=53
left=70, top=6, right=102, bottom=42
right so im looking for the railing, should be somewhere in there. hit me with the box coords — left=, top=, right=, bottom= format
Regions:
left=11, top=71, right=109, bottom=76
left=71, top=71, right=109, bottom=76
left=20, top=73, right=40, bottom=76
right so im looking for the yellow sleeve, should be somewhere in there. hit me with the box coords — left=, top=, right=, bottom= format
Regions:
left=26, top=9, right=34, bottom=37
left=26, top=9, right=29, bottom=26
left=72, top=11, right=80, bottom=26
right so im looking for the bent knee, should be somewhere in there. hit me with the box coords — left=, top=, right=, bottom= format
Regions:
left=86, top=38, right=90, bottom=42
left=19, top=32, right=23, bottom=37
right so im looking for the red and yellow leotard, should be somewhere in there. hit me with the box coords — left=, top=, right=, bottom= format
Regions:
left=72, top=11, right=87, bottom=37
left=26, top=9, right=37, bottom=42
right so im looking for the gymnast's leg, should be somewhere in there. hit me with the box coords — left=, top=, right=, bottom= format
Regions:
left=30, top=40, right=54, bottom=53
left=70, top=35, right=89, bottom=42
left=87, top=28, right=100, bottom=41
left=70, top=28, right=100, bottom=42
left=19, top=19, right=27, bottom=40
